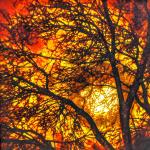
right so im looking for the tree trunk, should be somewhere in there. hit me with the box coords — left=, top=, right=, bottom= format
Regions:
left=120, top=105, right=133, bottom=150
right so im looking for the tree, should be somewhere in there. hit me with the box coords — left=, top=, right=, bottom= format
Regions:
left=0, top=0, right=150, bottom=149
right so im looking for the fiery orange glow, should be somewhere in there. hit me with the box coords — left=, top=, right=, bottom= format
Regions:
left=0, top=0, right=150, bottom=150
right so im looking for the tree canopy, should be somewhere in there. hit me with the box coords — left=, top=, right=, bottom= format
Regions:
left=0, top=0, right=150, bottom=149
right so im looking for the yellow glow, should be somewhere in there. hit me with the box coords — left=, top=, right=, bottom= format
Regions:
left=92, top=87, right=118, bottom=115
left=80, top=86, right=118, bottom=115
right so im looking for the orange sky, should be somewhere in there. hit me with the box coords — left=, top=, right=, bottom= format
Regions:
left=0, top=0, right=15, bottom=14
left=0, top=0, right=134, bottom=20
left=0, top=0, right=117, bottom=14
left=0, top=0, right=149, bottom=38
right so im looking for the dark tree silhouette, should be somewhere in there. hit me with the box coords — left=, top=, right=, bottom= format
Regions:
left=0, top=0, right=150, bottom=149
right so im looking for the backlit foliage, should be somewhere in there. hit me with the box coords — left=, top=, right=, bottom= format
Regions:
left=0, top=0, right=150, bottom=149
